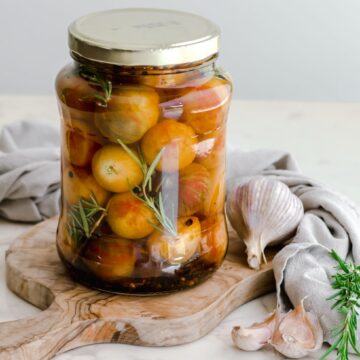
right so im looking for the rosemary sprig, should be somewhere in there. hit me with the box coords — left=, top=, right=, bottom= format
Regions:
left=79, top=66, right=112, bottom=106
left=67, top=193, right=107, bottom=248
left=117, top=139, right=177, bottom=236
left=320, top=249, right=360, bottom=360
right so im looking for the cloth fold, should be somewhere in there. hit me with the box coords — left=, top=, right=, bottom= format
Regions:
left=0, top=121, right=60, bottom=222
left=227, top=148, right=360, bottom=347
left=1, top=121, right=360, bottom=347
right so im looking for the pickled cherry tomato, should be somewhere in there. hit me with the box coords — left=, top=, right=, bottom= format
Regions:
left=63, top=165, right=110, bottom=206
left=180, top=78, right=231, bottom=134
left=178, top=163, right=210, bottom=216
left=83, top=236, right=136, bottom=279
left=107, top=192, right=157, bottom=239
left=95, top=85, right=159, bottom=144
left=195, top=127, right=226, bottom=170
left=201, top=166, right=226, bottom=216
left=66, top=129, right=100, bottom=167
left=141, top=119, right=197, bottom=172
left=200, top=214, right=228, bottom=264
left=92, top=144, right=143, bottom=193
left=56, top=64, right=96, bottom=117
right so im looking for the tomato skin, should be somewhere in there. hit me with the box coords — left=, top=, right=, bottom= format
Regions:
left=177, top=163, right=210, bottom=216
left=200, top=214, right=228, bottom=264
left=95, top=85, right=160, bottom=144
left=106, top=192, right=157, bottom=239
left=91, top=144, right=143, bottom=193
left=62, top=165, right=110, bottom=206
left=141, top=119, right=197, bottom=173
left=83, top=236, right=136, bottom=279
left=180, top=78, right=231, bottom=134
left=56, top=64, right=97, bottom=120
left=65, top=129, right=100, bottom=167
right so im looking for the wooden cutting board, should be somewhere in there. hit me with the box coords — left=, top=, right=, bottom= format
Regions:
left=0, top=217, right=275, bottom=360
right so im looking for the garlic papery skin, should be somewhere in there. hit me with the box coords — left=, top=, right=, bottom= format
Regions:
left=232, top=311, right=278, bottom=351
left=270, top=300, right=323, bottom=358
left=226, top=177, right=304, bottom=269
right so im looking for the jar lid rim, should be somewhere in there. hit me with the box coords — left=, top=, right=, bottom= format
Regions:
left=68, top=8, right=220, bottom=67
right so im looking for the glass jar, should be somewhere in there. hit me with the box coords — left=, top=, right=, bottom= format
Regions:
left=56, top=9, right=232, bottom=294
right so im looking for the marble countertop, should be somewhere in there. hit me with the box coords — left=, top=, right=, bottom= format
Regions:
left=1, top=95, right=359, bottom=359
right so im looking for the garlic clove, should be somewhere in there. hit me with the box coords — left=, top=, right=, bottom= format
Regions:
left=226, top=177, right=304, bottom=269
left=232, top=310, right=278, bottom=351
left=270, top=300, right=323, bottom=358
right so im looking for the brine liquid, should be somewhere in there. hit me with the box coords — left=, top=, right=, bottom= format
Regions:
left=56, top=60, right=232, bottom=294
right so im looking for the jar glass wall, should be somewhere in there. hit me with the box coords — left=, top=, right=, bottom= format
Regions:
left=56, top=8, right=232, bottom=294
left=56, top=56, right=232, bottom=294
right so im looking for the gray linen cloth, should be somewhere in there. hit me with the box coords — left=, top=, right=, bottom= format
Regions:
left=0, top=121, right=60, bottom=222
left=1, top=121, right=359, bottom=347
left=227, top=147, right=360, bottom=348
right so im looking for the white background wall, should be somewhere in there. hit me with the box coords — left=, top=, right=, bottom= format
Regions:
left=1, top=0, right=360, bottom=100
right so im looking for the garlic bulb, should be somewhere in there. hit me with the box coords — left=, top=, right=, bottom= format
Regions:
left=232, top=300, right=323, bottom=358
left=227, top=177, right=304, bottom=269
left=270, top=300, right=323, bottom=358
left=232, top=310, right=278, bottom=351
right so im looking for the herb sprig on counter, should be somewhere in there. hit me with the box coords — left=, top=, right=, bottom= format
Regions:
left=321, top=249, right=360, bottom=360
left=79, top=66, right=112, bottom=106
left=117, top=139, right=177, bottom=236
left=67, top=194, right=107, bottom=247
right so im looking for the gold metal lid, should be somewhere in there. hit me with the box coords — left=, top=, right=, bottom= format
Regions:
left=68, top=8, right=220, bottom=67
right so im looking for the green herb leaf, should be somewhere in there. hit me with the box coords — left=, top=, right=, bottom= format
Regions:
left=79, top=65, right=112, bottom=106
left=320, top=249, right=360, bottom=360
left=117, top=138, right=177, bottom=236
left=67, top=194, right=107, bottom=248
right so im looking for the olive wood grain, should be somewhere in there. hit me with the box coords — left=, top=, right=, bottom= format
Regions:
left=1, top=217, right=275, bottom=359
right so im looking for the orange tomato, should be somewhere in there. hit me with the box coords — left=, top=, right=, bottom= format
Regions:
left=200, top=166, right=226, bottom=216
left=56, top=65, right=96, bottom=120
left=195, top=127, right=226, bottom=170
left=178, top=163, right=210, bottom=216
left=107, top=192, right=157, bottom=239
left=83, top=236, right=136, bottom=279
left=65, top=129, right=100, bottom=167
left=141, top=119, right=197, bottom=172
left=200, top=214, right=228, bottom=264
left=180, top=77, right=231, bottom=134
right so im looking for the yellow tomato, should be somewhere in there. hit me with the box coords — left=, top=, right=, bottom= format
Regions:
left=107, top=192, right=157, bottom=239
left=92, top=144, right=143, bottom=193
left=141, top=119, right=197, bottom=172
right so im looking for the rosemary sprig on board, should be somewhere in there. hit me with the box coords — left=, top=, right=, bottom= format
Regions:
left=67, top=194, right=107, bottom=247
left=79, top=66, right=112, bottom=106
left=117, top=139, right=177, bottom=236
left=320, top=249, right=360, bottom=360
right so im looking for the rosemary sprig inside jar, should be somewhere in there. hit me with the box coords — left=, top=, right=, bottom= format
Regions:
left=67, top=194, right=107, bottom=248
left=117, top=138, right=177, bottom=236
left=79, top=65, right=112, bottom=106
